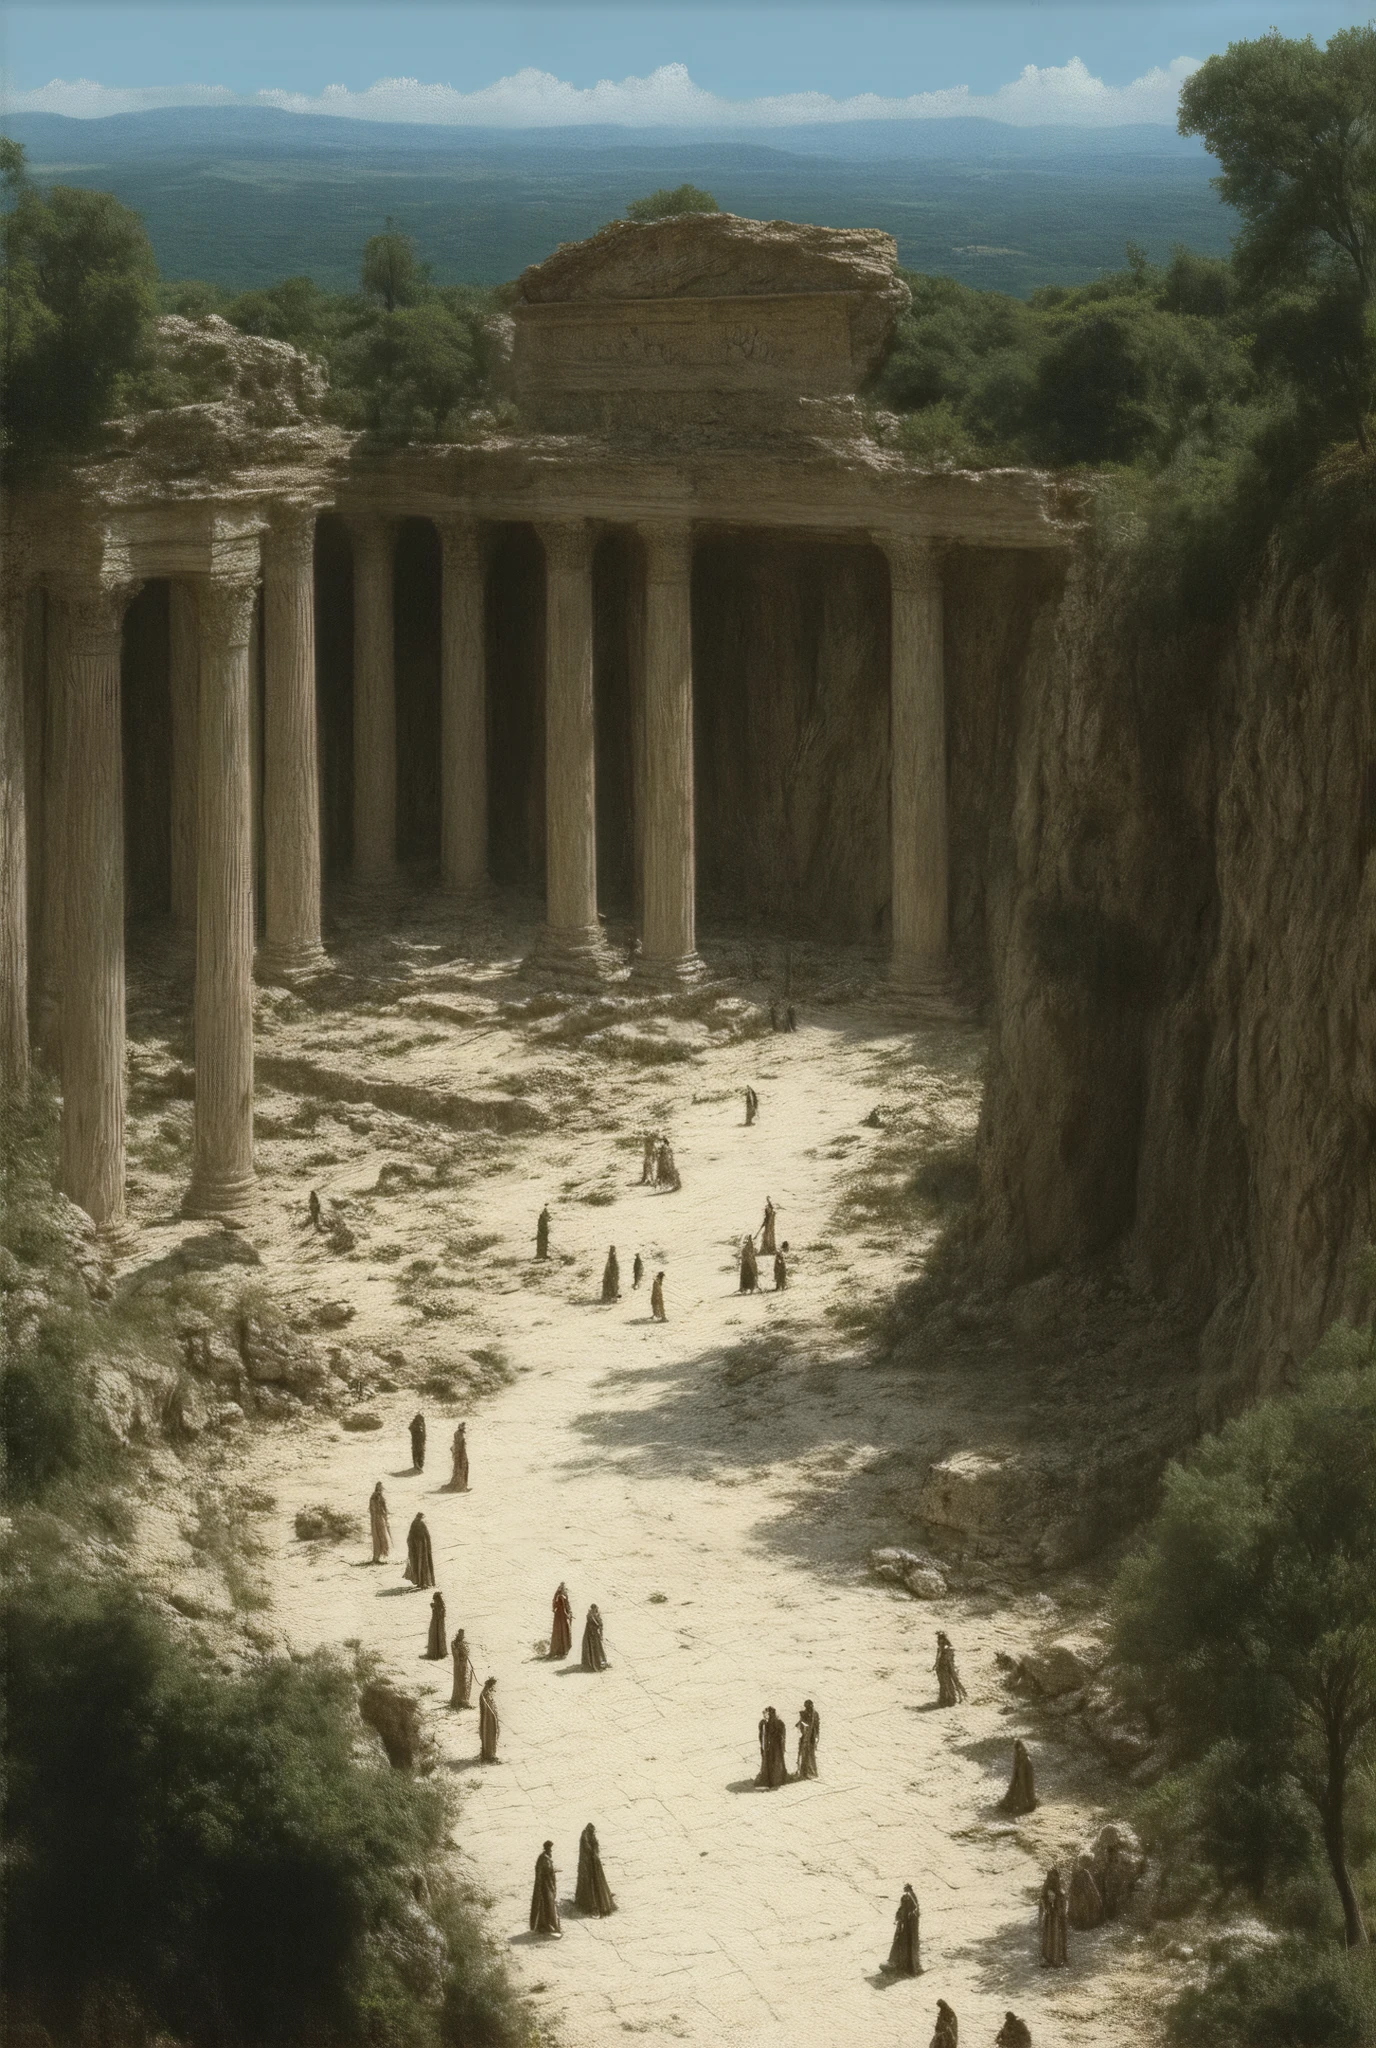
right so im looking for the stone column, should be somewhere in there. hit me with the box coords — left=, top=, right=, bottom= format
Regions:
left=884, top=537, right=948, bottom=978
left=0, top=576, right=30, bottom=1096
left=38, top=599, right=70, bottom=1059
left=187, top=574, right=258, bottom=1215
left=538, top=520, right=602, bottom=959
left=261, top=508, right=325, bottom=975
left=168, top=581, right=199, bottom=930
left=53, top=580, right=134, bottom=1229
left=639, top=521, right=700, bottom=977
left=439, top=516, right=488, bottom=892
left=350, top=513, right=396, bottom=880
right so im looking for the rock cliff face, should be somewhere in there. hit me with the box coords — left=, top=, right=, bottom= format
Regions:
left=965, top=521, right=1376, bottom=1416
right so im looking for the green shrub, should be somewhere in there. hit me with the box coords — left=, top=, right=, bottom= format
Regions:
left=1169, top=1941, right=1376, bottom=2048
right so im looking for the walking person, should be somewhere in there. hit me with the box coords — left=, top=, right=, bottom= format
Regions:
left=881, top=1884, right=921, bottom=1974
left=368, top=1481, right=391, bottom=1563
left=795, top=1699, right=820, bottom=1779
left=931, top=1998, right=958, bottom=2047
left=408, top=1411, right=426, bottom=1472
left=580, top=1603, right=609, bottom=1671
left=549, top=1582, right=573, bottom=1660
left=529, top=1842, right=562, bottom=1936
left=403, top=1511, right=435, bottom=1589
left=575, top=1823, right=616, bottom=1916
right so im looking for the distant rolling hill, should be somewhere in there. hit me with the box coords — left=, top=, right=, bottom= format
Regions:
left=1, top=106, right=1235, bottom=297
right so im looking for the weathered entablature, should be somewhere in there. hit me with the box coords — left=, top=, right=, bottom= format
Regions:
left=0, top=215, right=1086, bottom=1240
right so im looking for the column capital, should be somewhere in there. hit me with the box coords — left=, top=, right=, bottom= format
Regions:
left=539, top=518, right=594, bottom=574
left=198, top=575, right=259, bottom=648
left=438, top=514, right=483, bottom=574
left=641, top=520, right=695, bottom=583
left=50, top=577, right=141, bottom=652
left=266, top=503, right=320, bottom=572
left=876, top=533, right=941, bottom=591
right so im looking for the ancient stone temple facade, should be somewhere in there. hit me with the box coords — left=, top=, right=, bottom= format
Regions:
left=0, top=212, right=1081, bottom=1233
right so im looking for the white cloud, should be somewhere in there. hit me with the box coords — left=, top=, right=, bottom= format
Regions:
left=5, top=56, right=1200, bottom=129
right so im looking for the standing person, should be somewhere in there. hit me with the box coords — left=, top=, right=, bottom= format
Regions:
left=1038, top=1867, right=1069, bottom=1967
left=744, top=1085, right=759, bottom=1126
left=403, top=1511, right=435, bottom=1589
left=756, top=1706, right=788, bottom=1787
left=535, top=1205, right=550, bottom=1260
left=549, top=1582, right=573, bottom=1659
left=999, top=1738, right=1037, bottom=1815
left=408, top=1411, right=426, bottom=1472
left=448, top=1423, right=469, bottom=1492
left=580, top=1603, right=609, bottom=1671
left=368, top=1482, right=391, bottom=1563
left=934, top=1631, right=967, bottom=1706
left=1067, top=1858, right=1104, bottom=1930
left=309, top=1189, right=323, bottom=1230
left=773, top=1249, right=788, bottom=1291
left=785, top=1004, right=797, bottom=1032
left=478, top=1677, right=500, bottom=1761
left=601, top=1246, right=620, bottom=1303
left=640, top=1133, right=657, bottom=1184
left=529, top=1842, right=562, bottom=1936
left=655, top=1139, right=680, bottom=1190
left=425, top=1590, right=447, bottom=1659
left=769, top=1003, right=779, bottom=1031
left=450, top=1628, right=475, bottom=1708
left=931, top=1998, right=958, bottom=2047
left=575, top=1822, right=616, bottom=1916
left=758, top=1197, right=777, bottom=1255
left=632, top=1252, right=644, bottom=1289
left=739, top=1235, right=759, bottom=1293
left=650, top=1271, right=666, bottom=1321
left=996, top=2016, right=1032, bottom=2047
left=881, top=1884, right=921, bottom=1974
left=795, top=1699, right=820, bottom=1779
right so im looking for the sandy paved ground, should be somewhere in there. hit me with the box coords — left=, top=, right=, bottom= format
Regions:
left=122, top=916, right=1170, bottom=2047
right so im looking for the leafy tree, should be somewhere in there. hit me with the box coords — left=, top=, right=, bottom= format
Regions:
left=361, top=219, right=426, bottom=311
left=1114, top=1328, right=1376, bottom=1947
left=625, top=184, right=719, bottom=223
left=1, top=140, right=157, bottom=461
left=346, top=299, right=480, bottom=437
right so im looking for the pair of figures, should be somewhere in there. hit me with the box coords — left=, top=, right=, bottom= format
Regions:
left=529, top=1824, right=616, bottom=1937
left=548, top=1584, right=610, bottom=1671
left=404, top=1415, right=469, bottom=1486
left=755, top=1700, right=819, bottom=1786
left=739, top=1236, right=788, bottom=1292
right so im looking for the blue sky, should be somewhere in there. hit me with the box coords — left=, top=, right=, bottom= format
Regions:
left=2, top=2, right=1368, bottom=124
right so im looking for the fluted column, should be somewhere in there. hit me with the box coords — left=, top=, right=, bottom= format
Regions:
left=350, top=513, right=396, bottom=880
left=439, top=516, right=487, bottom=892
left=53, top=580, right=134, bottom=1229
left=538, top=520, right=603, bottom=958
left=168, top=582, right=199, bottom=930
left=884, top=537, right=948, bottom=979
left=639, top=522, right=700, bottom=978
left=261, top=508, right=324, bottom=975
left=187, top=574, right=258, bottom=1215
left=0, top=576, right=30, bottom=1096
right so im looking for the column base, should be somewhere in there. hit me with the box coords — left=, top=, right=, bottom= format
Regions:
left=256, top=941, right=329, bottom=986
left=183, top=1170, right=256, bottom=1219
left=633, top=949, right=705, bottom=989
left=526, top=922, right=618, bottom=984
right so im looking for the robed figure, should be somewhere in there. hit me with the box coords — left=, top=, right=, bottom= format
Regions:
left=1038, top=1867, right=1069, bottom=1967
left=529, top=1843, right=562, bottom=1936
left=931, top=1998, right=959, bottom=2047
left=409, top=1411, right=427, bottom=1471
left=450, top=1629, right=475, bottom=1708
left=795, top=1699, right=820, bottom=1779
left=580, top=1604, right=609, bottom=1671
left=882, top=1884, right=922, bottom=1975
left=632, top=1253, right=644, bottom=1289
left=758, top=1197, right=777, bottom=1254
left=739, top=1237, right=759, bottom=1293
left=650, top=1272, right=666, bottom=1321
left=756, top=1706, right=788, bottom=1788
left=999, top=1738, right=1037, bottom=1815
left=549, top=1583, right=573, bottom=1660
left=369, top=1482, right=391, bottom=1562
left=640, top=1134, right=657, bottom=1184
left=448, top=1424, right=469, bottom=1492
left=655, top=1139, right=680, bottom=1189
left=536, top=1205, right=550, bottom=1260
left=995, top=2016, right=1032, bottom=2048
left=1067, top=1858, right=1104, bottom=1930
left=404, top=1512, right=435, bottom=1589
left=745, top=1085, right=758, bottom=1126
left=574, top=1823, right=616, bottom=1916
left=426, top=1591, right=447, bottom=1659
left=478, top=1677, right=500, bottom=1761
left=934, top=1631, right=967, bottom=1706
left=773, top=1251, right=787, bottom=1291
left=601, top=1246, right=620, bottom=1303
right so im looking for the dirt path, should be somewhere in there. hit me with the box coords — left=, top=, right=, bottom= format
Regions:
left=123, top=929, right=1167, bottom=2046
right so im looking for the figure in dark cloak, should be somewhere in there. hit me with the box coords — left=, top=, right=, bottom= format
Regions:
left=769, top=1003, right=779, bottom=1031
left=601, top=1246, right=620, bottom=1303
left=739, top=1236, right=759, bottom=1293
left=478, top=1677, right=500, bottom=1760
left=409, top=1411, right=426, bottom=1471
left=1038, top=1867, right=1069, bottom=1967
left=745, top=1085, right=759, bottom=1126
left=448, top=1423, right=470, bottom=1492
left=536, top=1205, right=550, bottom=1260
left=403, top=1511, right=435, bottom=1589
left=774, top=1251, right=788, bottom=1291
left=575, top=1822, right=616, bottom=1915
left=650, top=1271, right=666, bottom=1320
left=309, top=1189, right=323, bottom=1230
left=450, top=1628, right=475, bottom=1707
left=580, top=1603, right=609, bottom=1670
left=655, top=1139, right=681, bottom=1190
left=758, top=1198, right=777, bottom=1255
left=930, top=1998, right=958, bottom=2047
left=934, top=1631, right=967, bottom=1706
left=369, top=1482, right=391, bottom=1562
left=632, top=1252, right=644, bottom=1288
left=756, top=1706, right=788, bottom=1787
left=795, top=1699, right=820, bottom=1778
left=999, top=1738, right=1038, bottom=1815
left=640, top=1134, right=657, bottom=1184
left=549, top=1583, right=573, bottom=1659
left=785, top=1004, right=797, bottom=1032
left=881, top=1884, right=921, bottom=1974
left=995, top=2014, right=1032, bottom=2048
left=426, top=1590, right=447, bottom=1659
left=529, top=1842, right=562, bottom=1936
left=1067, top=1858, right=1104, bottom=1930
